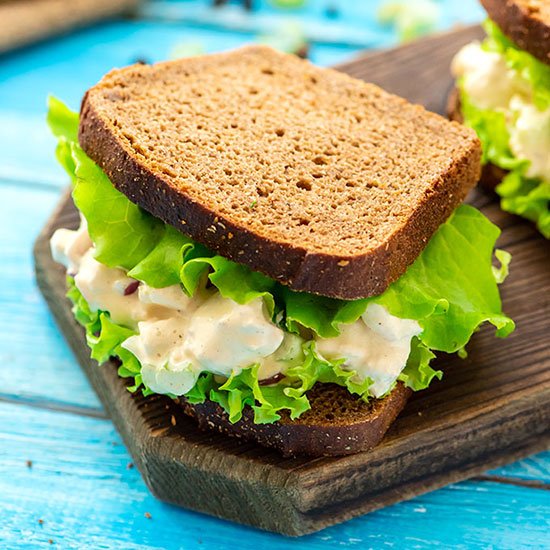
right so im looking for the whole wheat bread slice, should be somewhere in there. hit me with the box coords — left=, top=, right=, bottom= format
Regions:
left=447, top=88, right=508, bottom=192
left=481, top=0, right=550, bottom=65
left=79, top=45, right=481, bottom=300
left=180, top=383, right=411, bottom=457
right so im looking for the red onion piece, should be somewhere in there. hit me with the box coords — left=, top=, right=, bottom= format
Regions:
left=124, top=280, right=140, bottom=296
left=259, top=373, right=285, bottom=386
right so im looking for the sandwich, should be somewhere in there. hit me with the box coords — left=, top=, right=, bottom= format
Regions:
left=450, top=0, right=550, bottom=238
left=47, top=46, right=514, bottom=457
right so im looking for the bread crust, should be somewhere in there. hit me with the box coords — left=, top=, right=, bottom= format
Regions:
left=447, top=87, right=508, bottom=192
left=179, top=383, right=412, bottom=457
left=481, top=0, right=550, bottom=65
left=79, top=47, right=481, bottom=300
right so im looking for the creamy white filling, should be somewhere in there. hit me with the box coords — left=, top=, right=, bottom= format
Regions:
left=316, top=303, right=421, bottom=397
left=75, top=250, right=152, bottom=327
left=51, top=223, right=421, bottom=398
left=122, top=293, right=284, bottom=394
left=124, top=318, right=200, bottom=395
left=451, top=41, right=530, bottom=111
left=258, top=332, right=303, bottom=381
left=50, top=215, right=92, bottom=273
left=451, top=41, right=550, bottom=181
left=508, top=96, right=550, bottom=181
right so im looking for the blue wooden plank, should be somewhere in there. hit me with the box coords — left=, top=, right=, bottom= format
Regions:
left=0, top=110, right=63, bottom=187
left=0, top=181, right=102, bottom=412
left=488, top=455, right=550, bottom=483
left=0, top=401, right=548, bottom=549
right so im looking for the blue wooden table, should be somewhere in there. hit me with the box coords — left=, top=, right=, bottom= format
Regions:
left=1, top=1, right=548, bottom=547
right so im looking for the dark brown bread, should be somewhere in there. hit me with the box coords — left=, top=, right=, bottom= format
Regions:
left=180, top=382, right=411, bottom=457
left=447, top=88, right=508, bottom=192
left=481, top=0, right=550, bottom=65
left=79, top=45, right=481, bottom=300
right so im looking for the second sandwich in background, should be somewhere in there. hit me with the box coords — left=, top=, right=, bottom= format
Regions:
left=450, top=0, right=550, bottom=238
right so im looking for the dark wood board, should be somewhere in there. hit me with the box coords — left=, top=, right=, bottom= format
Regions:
left=34, top=25, right=550, bottom=536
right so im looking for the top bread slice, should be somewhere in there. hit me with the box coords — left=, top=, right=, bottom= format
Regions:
left=79, top=45, right=481, bottom=300
left=481, top=0, right=550, bottom=65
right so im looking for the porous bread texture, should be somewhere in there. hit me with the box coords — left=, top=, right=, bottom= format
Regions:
left=180, top=383, right=412, bottom=457
left=79, top=45, right=481, bottom=299
left=481, top=0, right=550, bottom=64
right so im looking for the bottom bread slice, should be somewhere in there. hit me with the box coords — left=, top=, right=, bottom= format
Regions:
left=179, top=383, right=411, bottom=457
left=447, top=88, right=508, bottom=192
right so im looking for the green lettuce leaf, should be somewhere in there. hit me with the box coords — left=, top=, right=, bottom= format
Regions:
left=459, top=93, right=549, bottom=237
left=492, top=249, right=512, bottom=285
left=398, top=338, right=440, bottom=391
left=216, top=364, right=311, bottom=424
left=46, top=96, right=79, bottom=180
left=497, top=171, right=550, bottom=238
left=181, top=254, right=277, bottom=314
left=129, top=225, right=194, bottom=288
left=87, top=313, right=135, bottom=365
left=281, top=288, right=367, bottom=338
left=72, top=144, right=165, bottom=270
left=370, top=205, right=514, bottom=353
left=459, top=92, right=527, bottom=170
left=47, top=95, right=79, bottom=142
left=66, top=278, right=143, bottom=387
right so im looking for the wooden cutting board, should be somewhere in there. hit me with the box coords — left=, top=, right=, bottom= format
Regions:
left=34, top=25, right=550, bottom=536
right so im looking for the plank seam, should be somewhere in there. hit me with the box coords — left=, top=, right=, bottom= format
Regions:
left=0, top=394, right=108, bottom=419
left=472, top=475, right=550, bottom=491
